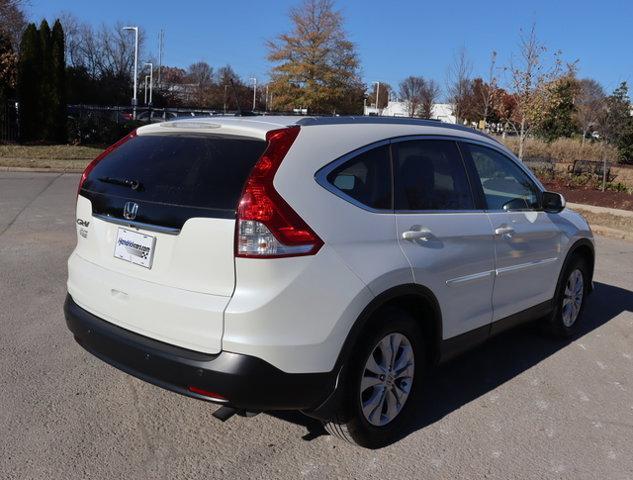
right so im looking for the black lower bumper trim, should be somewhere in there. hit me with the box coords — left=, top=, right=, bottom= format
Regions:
left=64, top=295, right=335, bottom=411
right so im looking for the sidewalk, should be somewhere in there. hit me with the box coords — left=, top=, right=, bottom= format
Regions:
left=567, top=202, right=633, bottom=241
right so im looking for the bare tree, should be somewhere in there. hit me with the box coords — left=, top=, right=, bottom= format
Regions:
left=480, top=51, right=497, bottom=126
left=446, top=46, right=473, bottom=124
left=399, top=76, right=425, bottom=116
left=419, top=79, right=440, bottom=119
left=503, top=23, right=564, bottom=159
left=186, top=61, right=215, bottom=106
left=188, top=61, right=214, bottom=87
left=0, top=0, right=26, bottom=49
left=60, top=13, right=145, bottom=79
left=575, top=78, right=606, bottom=143
left=368, top=81, right=391, bottom=109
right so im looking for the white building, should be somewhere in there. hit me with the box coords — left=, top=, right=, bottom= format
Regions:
left=363, top=101, right=456, bottom=124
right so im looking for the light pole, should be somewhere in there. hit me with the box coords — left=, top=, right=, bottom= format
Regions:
left=373, top=81, right=380, bottom=112
left=223, top=85, right=228, bottom=114
left=250, top=77, right=257, bottom=111
left=144, top=62, right=153, bottom=105
left=122, top=26, right=139, bottom=119
left=144, top=75, right=149, bottom=105
left=265, top=84, right=269, bottom=112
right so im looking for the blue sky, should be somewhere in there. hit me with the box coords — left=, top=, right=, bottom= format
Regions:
left=29, top=0, right=633, bottom=98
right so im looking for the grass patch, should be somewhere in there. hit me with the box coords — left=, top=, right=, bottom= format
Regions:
left=0, top=157, right=91, bottom=170
left=0, top=144, right=103, bottom=160
left=0, top=144, right=103, bottom=171
left=571, top=208, right=633, bottom=234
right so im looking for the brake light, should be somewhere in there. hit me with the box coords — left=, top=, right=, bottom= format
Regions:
left=236, top=126, right=323, bottom=258
left=77, top=129, right=137, bottom=196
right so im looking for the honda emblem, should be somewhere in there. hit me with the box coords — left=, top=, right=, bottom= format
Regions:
left=123, top=201, right=139, bottom=220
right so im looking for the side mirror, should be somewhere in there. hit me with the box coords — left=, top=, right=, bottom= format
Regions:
left=542, top=191, right=565, bottom=213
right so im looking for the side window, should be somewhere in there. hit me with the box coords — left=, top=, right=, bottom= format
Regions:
left=393, top=140, right=475, bottom=211
left=326, top=145, right=391, bottom=210
left=466, top=144, right=540, bottom=211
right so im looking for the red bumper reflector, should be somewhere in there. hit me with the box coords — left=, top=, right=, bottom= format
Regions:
left=187, top=386, right=226, bottom=400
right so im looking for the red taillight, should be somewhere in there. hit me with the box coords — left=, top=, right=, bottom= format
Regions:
left=235, top=126, right=323, bottom=258
left=77, top=129, right=137, bottom=196
left=187, top=386, right=226, bottom=401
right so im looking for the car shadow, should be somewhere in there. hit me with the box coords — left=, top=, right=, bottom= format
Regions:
left=269, top=281, right=633, bottom=445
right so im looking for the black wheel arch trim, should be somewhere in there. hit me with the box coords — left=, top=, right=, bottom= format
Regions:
left=332, top=283, right=443, bottom=373
left=561, top=238, right=595, bottom=292
left=305, top=283, right=442, bottom=421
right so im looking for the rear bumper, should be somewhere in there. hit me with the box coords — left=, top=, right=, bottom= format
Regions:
left=64, top=294, right=336, bottom=411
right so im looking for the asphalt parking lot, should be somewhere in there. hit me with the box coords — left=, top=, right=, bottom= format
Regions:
left=1, top=171, right=633, bottom=479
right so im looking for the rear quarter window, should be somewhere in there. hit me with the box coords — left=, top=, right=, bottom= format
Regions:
left=324, top=145, right=391, bottom=210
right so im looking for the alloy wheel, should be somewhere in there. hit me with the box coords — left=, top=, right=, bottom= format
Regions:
left=562, top=269, right=584, bottom=327
left=360, top=332, right=415, bottom=427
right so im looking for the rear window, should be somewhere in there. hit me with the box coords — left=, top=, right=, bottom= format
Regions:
left=82, top=133, right=267, bottom=212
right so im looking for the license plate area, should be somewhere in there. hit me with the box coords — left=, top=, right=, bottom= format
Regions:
left=114, top=228, right=156, bottom=269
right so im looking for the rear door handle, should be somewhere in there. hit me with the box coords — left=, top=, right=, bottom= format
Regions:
left=494, top=226, right=515, bottom=236
left=402, top=226, right=432, bottom=241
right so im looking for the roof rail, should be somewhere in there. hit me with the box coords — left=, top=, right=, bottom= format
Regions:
left=294, top=116, right=499, bottom=143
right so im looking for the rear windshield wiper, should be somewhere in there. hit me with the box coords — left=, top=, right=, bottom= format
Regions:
left=98, top=176, right=142, bottom=190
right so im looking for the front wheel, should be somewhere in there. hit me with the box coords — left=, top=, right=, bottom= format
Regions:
left=544, top=256, right=590, bottom=337
left=322, top=308, right=424, bottom=448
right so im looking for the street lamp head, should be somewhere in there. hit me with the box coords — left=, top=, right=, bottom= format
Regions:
left=122, top=26, right=138, bottom=32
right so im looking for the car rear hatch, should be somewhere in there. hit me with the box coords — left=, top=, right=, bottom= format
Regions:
left=68, top=126, right=267, bottom=353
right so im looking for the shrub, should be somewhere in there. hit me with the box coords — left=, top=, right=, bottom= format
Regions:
left=67, top=115, right=141, bottom=146
left=606, top=182, right=633, bottom=194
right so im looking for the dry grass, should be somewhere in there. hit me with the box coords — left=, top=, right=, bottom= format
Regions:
left=0, top=144, right=102, bottom=160
left=498, top=137, right=618, bottom=164
left=0, top=157, right=91, bottom=171
left=569, top=208, right=633, bottom=234
left=0, top=144, right=102, bottom=171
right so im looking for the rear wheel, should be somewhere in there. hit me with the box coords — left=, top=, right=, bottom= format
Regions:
left=323, top=308, right=424, bottom=448
left=544, top=256, right=590, bottom=337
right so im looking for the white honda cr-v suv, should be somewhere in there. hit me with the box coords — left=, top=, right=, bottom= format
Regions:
left=65, top=116, right=594, bottom=448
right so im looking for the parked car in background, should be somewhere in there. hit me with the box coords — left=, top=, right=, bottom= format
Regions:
left=64, top=116, right=594, bottom=448
left=136, top=109, right=178, bottom=123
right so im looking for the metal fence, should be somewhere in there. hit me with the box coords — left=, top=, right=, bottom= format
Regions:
left=67, top=104, right=237, bottom=123
left=0, top=100, right=18, bottom=143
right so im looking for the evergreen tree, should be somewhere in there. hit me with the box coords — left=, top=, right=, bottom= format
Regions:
left=38, top=20, right=54, bottom=141
left=603, top=82, right=633, bottom=163
left=17, top=23, right=41, bottom=143
left=51, top=19, right=66, bottom=143
left=0, top=32, right=16, bottom=138
left=0, top=32, right=15, bottom=97
left=267, top=0, right=364, bottom=114
left=535, top=75, right=579, bottom=142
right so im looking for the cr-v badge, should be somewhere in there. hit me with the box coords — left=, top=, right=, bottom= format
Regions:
left=123, top=202, right=139, bottom=220
left=76, top=218, right=90, bottom=238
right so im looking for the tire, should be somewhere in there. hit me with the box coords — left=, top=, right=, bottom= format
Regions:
left=322, top=307, right=425, bottom=448
left=544, top=255, right=590, bottom=338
